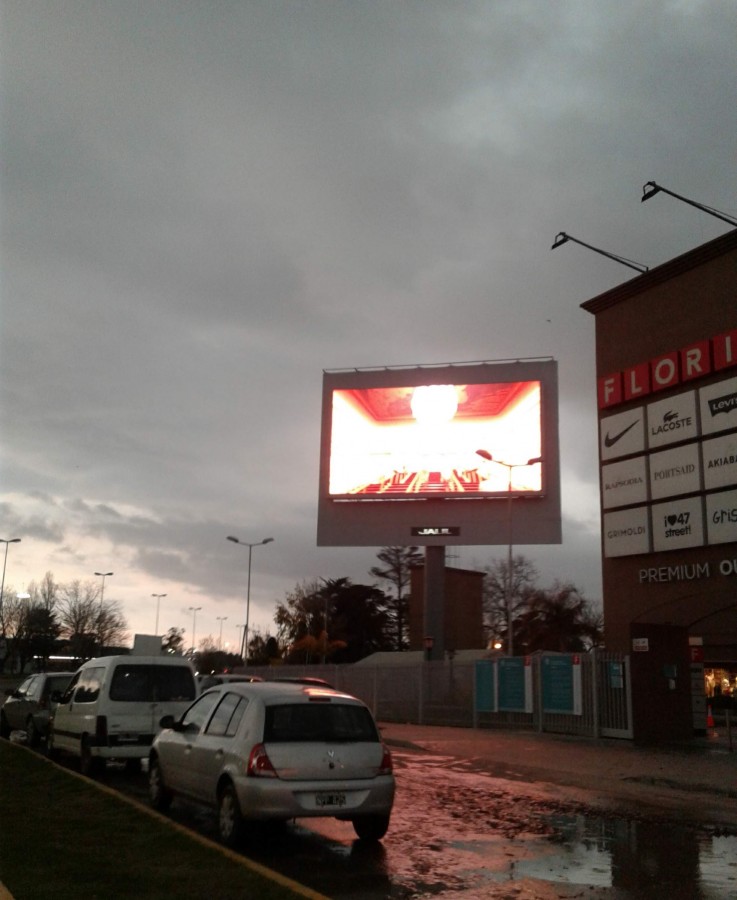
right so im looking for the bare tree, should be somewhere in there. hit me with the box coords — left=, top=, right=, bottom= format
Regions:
left=483, top=555, right=538, bottom=649
left=370, top=546, right=423, bottom=651
left=56, top=579, right=127, bottom=656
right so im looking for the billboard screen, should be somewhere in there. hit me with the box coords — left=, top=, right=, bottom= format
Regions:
left=317, top=359, right=561, bottom=547
left=328, top=380, right=542, bottom=499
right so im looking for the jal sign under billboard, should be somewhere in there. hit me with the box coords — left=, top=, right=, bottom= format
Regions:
left=316, top=359, right=562, bottom=547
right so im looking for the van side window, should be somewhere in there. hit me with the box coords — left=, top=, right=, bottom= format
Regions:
left=205, top=694, right=248, bottom=738
left=60, top=673, right=81, bottom=704
left=74, top=668, right=104, bottom=704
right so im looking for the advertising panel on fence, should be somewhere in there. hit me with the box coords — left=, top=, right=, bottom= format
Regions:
left=474, top=660, right=496, bottom=713
left=497, top=657, right=532, bottom=713
left=541, top=654, right=582, bottom=716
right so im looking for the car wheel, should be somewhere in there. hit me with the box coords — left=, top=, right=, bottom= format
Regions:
left=26, top=716, right=41, bottom=749
left=0, top=713, right=10, bottom=740
left=352, top=813, right=390, bottom=841
left=79, top=737, right=103, bottom=777
left=217, top=783, right=246, bottom=848
left=148, top=757, right=173, bottom=811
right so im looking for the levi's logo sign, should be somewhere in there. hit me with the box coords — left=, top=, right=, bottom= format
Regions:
left=708, top=391, right=737, bottom=417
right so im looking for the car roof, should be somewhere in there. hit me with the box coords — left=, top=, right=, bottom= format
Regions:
left=202, top=680, right=363, bottom=705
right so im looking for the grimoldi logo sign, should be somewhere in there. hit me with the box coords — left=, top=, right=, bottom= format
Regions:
left=603, top=507, right=649, bottom=557
left=598, top=328, right=737, bottom=410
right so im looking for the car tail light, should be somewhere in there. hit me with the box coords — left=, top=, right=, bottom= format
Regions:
left=378, top=744, right=393, bottom=775
left=247, top=743, right=277, bottom=778
left=95, top=716, right=108, bottom=742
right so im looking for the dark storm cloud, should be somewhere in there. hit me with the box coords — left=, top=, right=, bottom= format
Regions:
left=2, top=1, right=735, bottom=635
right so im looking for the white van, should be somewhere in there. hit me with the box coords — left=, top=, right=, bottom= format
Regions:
left=50, top=655, right=198, bottom=774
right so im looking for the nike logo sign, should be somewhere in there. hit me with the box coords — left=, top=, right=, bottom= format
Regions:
left=604, top=420, right=639, bottom=448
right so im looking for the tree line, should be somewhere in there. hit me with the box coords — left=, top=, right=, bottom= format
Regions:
left=0, top=548, right=603, bottom=673
left=0, top=572, right=128, bottom=673
left=229, top=548, right=603, bottom=666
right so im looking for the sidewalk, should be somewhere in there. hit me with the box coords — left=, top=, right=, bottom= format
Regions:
left=380, top=721, right=737, bottom=827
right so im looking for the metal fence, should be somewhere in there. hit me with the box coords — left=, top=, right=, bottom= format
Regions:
left=247, top=650, right=634, bottom=740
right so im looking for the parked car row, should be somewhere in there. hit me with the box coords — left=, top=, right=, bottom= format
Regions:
left=0, top=671, right=75, bottom=746
left=2, top=660, right=395, bottom=846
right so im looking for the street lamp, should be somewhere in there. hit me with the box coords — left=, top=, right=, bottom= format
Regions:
left=188, top=606, right=202, bottom=655
left=0, top=538, right=21, bottom=628
left=227, top=535, right=274, bottom=664
left=151, top=594, right=167, bottom=635
left=217, top=616, right=228, bottom=650
left=475, top=451, right=542, bottom=656
left=94, top=571, right=113, bottom=651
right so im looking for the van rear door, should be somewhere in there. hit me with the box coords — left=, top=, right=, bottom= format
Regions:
left=107, top=663, right=196, bottom=747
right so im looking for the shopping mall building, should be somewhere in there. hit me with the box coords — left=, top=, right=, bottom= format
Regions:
left=582, top=228, right=737, bottom=739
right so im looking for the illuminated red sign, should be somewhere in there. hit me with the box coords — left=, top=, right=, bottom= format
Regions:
left=598, top=329, right=737, bottom=409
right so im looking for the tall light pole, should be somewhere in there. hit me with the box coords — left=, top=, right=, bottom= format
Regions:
left=94, top=571, right=113, bottom=651
left=475, top=452, right=542, bottom=656
left=217, top=616, right=228, bottom=650
left=0, top=538, right=21, bottom=632
left=227, top=535, right=274, bottom=664
left=151, top=594, right=167, bottom=635
left=188, top=606, right=202, bottom=655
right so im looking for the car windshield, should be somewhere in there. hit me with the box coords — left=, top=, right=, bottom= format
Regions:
left=109, top=665, right=196, bottom=702
left=264, top=702, right=379, bottom=743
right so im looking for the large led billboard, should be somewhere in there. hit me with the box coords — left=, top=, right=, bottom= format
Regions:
left=317, top=359, right=561, bottom=547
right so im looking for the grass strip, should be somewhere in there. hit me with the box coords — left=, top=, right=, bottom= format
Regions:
left=0, top=741, right=321, bottom=900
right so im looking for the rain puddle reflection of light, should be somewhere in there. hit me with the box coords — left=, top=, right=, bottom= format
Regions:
left=508, top=813, right=737, bottom=897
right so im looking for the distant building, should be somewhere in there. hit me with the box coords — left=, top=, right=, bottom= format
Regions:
left=408, top=565, right=485, bottom=652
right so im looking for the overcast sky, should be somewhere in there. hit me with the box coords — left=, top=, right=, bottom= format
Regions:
left=2, top=1, right=735, bottom=652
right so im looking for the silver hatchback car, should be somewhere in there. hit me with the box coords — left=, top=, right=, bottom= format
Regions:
left=149, top=681, right=395, bottom=846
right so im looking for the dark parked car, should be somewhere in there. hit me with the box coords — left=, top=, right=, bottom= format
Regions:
left=1, top=672, right=75, bottom=747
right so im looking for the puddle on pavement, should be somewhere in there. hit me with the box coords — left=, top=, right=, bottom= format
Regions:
left=451, top=812, right=737, bottom=897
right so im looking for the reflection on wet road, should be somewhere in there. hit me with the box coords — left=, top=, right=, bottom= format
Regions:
left=94, top=744, right=737, bottom=898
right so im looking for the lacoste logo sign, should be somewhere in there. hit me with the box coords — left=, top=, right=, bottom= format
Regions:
left=604, top=419, right=638, bottom=448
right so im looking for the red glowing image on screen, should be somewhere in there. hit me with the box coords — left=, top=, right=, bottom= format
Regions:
left=328, top=380, right=542, bottom=498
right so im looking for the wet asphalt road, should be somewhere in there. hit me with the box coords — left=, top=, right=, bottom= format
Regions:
left=9, top=726, right=735, bottom=898
left=96, top=745, right=737, bottom=899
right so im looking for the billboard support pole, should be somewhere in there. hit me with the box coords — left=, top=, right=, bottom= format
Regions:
left=424, top=546, right=445, bottom=661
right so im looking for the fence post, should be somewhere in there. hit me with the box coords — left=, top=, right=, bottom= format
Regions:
left=418, top=661, right=425, bottom=725
left=591, top=649, right=600, bottom=739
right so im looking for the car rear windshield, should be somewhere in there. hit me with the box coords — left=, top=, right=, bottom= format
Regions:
left=109, top=665, right=196, bottom=702
left=264, top=702, right=379, bottom=743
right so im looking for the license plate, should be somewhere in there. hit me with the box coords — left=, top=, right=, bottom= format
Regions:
left=315, top=791, right=346, bottom=808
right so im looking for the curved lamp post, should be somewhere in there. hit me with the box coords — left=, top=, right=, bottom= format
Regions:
left=475, top=451, right=542, bottom=656
left=227, top=535, right=274, bottom=664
